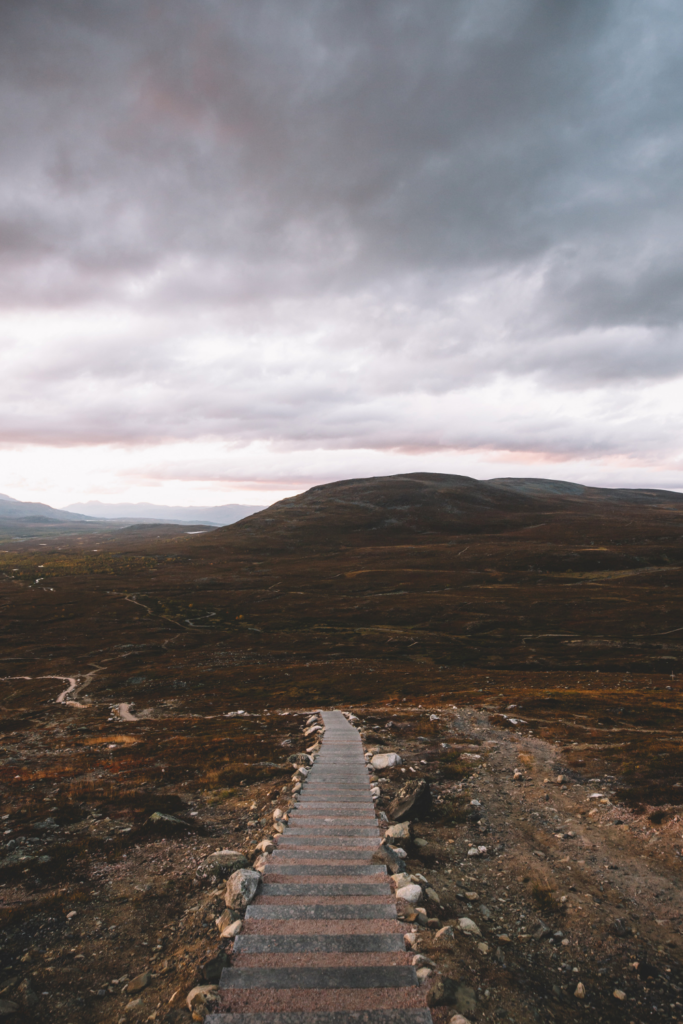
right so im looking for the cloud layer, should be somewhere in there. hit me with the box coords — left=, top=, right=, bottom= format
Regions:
left=1, top=0, right=682, bottom=502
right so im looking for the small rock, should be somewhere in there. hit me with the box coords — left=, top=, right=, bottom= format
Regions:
left=186, top=985, right=217, bottom=1011
left=385, top=821, right=412, bottom=841
left=372, top=844, right=404, bottom=874
left=148, top=811, right=189, bottom=829
left=413, top=954, right=437, bottom=968
left=255, top=839, right=275, bottom=854
left=556, top=775, right=566, bottom=784
left=126, top=972, right=151, bottom=994
left=125, top=998, right=143, bottom=1011
left=371, top=752, right=402, bottom=769
left=533, top=922, right=551, bottom=940
left=464, top=891, right=478, bottom=901
left=611, top=918, right=628, bottom=937
left=413, top=837, right=429, bottom=848
left=305, top=714, right=319, bottom=725
left=479, top=905, right=492, bottom=920
left=449, top=1016, right=472, bottom=1024
left=477, top=942, right=489, bottom=954
left=458, top=917, right=481, bottom=937
left=224, top=868, right=261, bottom=911
left=219, top=919, right=242, bottom=940
left=396, top=883, right=423, bottom=904
left=0, top=1001, right=18, bottom=1016
left=613, top=989, right=626, bottom=1001
left=435, top=925, right=455, bottom=943
left=498, top=934, right=511, bottom=943
left=392, top=871, right=413, bottom=889
left=467, top=847, right=480, bottom=858
left=574, top=982, right=585, bottom=999
left=425, top=887, right=441, bottom=904
left=273, top=808, right=283, bottom=821
left=416, top=967, right=434, bottom=982
left=66, top=910, right=77, bottom=920
left=216, top=908, right=239, bottom=933
left=404, top=931, right=419, bottom=947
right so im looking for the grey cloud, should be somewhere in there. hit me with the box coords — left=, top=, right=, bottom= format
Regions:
left=0, top=0, right=682, bottom=462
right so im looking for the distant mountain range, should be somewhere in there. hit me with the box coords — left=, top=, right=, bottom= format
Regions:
left=0, top=494, right=90, bottom=523
left=64, top=500, right=266, bottom=526
left=0, top=493, right=265, bottom=528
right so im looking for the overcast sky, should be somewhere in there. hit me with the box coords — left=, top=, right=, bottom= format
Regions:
left=1, top=0, right=682, bottom=508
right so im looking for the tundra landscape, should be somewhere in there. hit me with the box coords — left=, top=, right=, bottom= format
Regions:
left=1, top=472, right=683, bottom=1024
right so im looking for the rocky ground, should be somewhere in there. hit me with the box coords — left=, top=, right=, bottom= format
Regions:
left=1, top=705, right=682, bottom=1023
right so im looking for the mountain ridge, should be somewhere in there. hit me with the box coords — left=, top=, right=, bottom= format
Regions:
left=64, top=500, right=266, bottom=526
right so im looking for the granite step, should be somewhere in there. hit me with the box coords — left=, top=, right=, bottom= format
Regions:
left=263, top=864, right=385, bottom=877
left=235, top=934, right=405, bottom=953
left=207, top=1011, right=432, bottom=1024
left=219, top=967, right=417, bottom=990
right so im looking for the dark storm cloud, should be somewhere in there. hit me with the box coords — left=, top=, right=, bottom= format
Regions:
left=0, top=0, right=682, bottom=458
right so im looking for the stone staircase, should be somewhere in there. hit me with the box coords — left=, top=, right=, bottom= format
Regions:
left=207, top=709, right=432, bottom=1024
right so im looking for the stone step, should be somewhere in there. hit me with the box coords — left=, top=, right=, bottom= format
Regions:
left=289, top=813, right=377, bottom=821
left=235, top=934, right=406, bottom=954
left=245, top=904, right=397, bottom=920
left=207, top=1011, right=432, bottom=1024
left=260, top=883, right=390, bottom=897
left=287, top=824, right=378, bottom=833
left=271, top=851, right=375, bottom=861
left=275, top=837, right=378, bottom=848
left=219, top=966, right=417, bottom=990
left=263, top=864, right=385, bottom=876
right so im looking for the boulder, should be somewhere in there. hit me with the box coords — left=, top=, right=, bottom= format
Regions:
left=371, top=844, right=404, bottom=874
left=370, top=752, right=402, bottom=770
left=396, top=883, right=423, bottom=904
left=385, top=821, right=412, bottom=841
left=196, top=849, right=248, bottom=884
left=225, top=868, right=261, bottom=911
left=387, top=779, right=432, bottom=822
